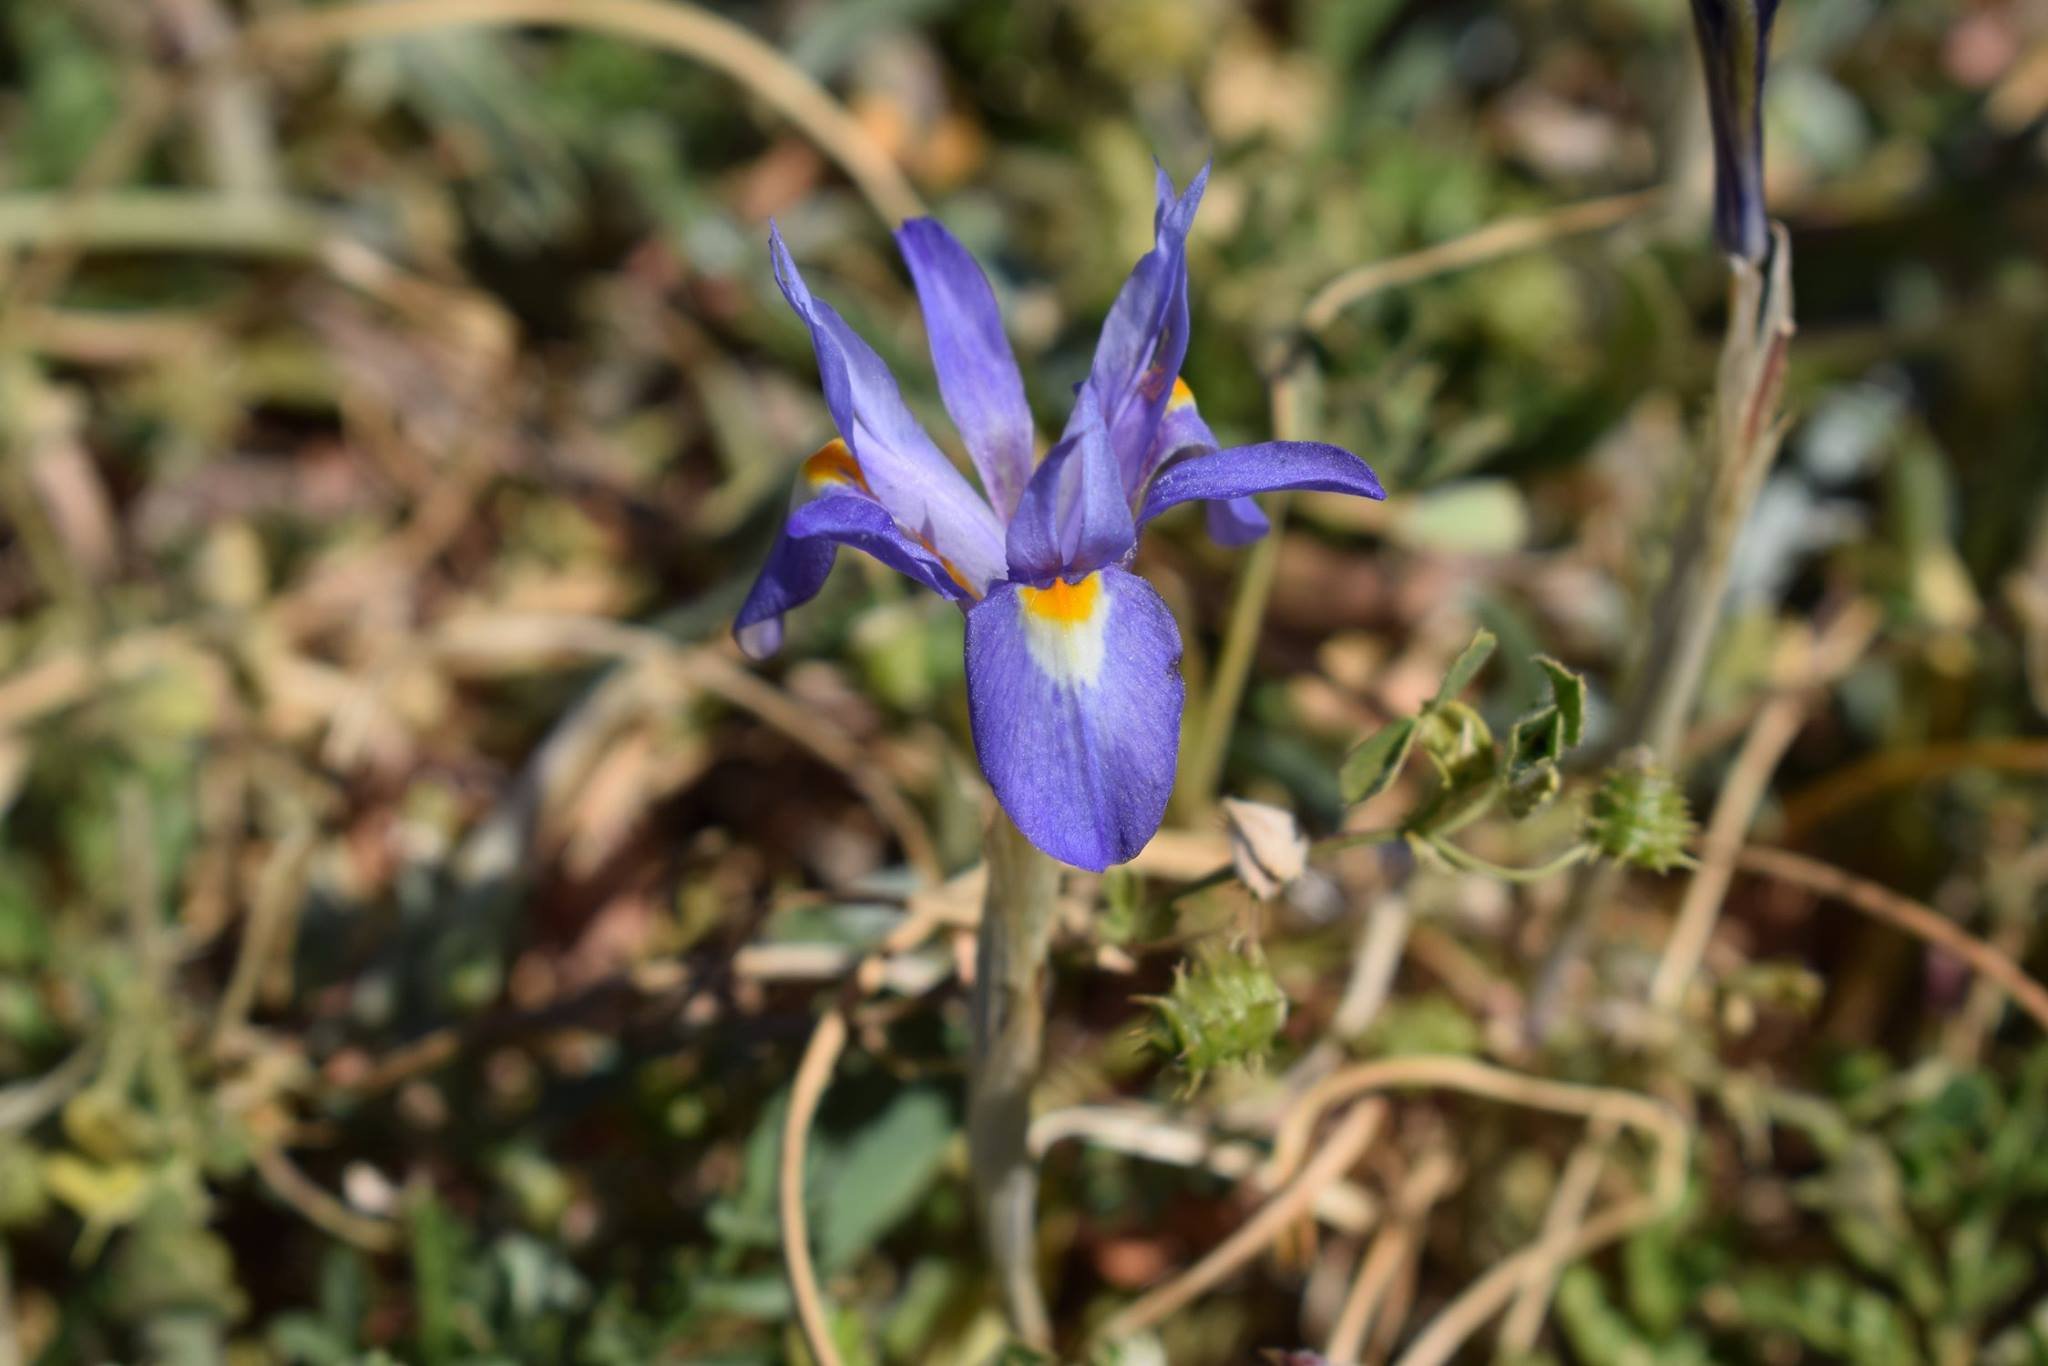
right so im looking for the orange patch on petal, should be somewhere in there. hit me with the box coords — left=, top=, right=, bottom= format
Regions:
left=1168, top=376, right=1195, bottom=411
left=926, top=543, right=978, bottom=597
left=1018, top=573, right=1101, bottom=624
left=801, top=438, right=869, bottom=492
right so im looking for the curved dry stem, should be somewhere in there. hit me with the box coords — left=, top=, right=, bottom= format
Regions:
left=250, top=1146, right=399, bottom=1254
left=244, top=0, right=925, bottom=228
left=1391, top=1195, right=1663, bottom=1366
left=1301, top=189, right=1664, bottom=334
left=1494, top=1120, right=1617, bottom=1354
left=1325, top=1149, right=1460, bottom=1363
left=1780, top=736, right=2048, bottom=841
left=1030, top=1104, right=1382, bottom=1234
left=1094, top=1099, right=1388, bottom=1345
left=779, top=1007, right=850, bottom=1366
left=1266, top=1056, right=1687, bottom=1216
left=1649, top=604, right=1879, bottom=1010
left=1736, top=845, right=2048, bottom=1033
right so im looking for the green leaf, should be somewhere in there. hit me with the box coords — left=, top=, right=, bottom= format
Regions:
left=1433, top=629, right=1498, bottom=703
left=815, top=1088, right=952, bottom=1271
left=1534, top=655, right=1586, bottom=746
left=1339, top=717, right=1418, bottom=804
left=1508, top=708, right=1566, bottom=771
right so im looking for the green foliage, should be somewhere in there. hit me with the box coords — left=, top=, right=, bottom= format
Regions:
left=1584, top=752, right=1698, bottom=873
left=1339, top=630, right=1594, bottom=840
left=1338, top=629, right=1498, bottom=807
left=1504, top=656, right=1586, bottom=817
left=1142, top=946, right=1290, bottom=1091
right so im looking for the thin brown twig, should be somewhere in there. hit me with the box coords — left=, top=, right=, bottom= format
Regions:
left=243, top=0, right=926, bottom=228
left=1779, top=737, right=2048, bottom=841
left=1300, top=189, right=1665, bottom=334
left=1735, top=845, right=2048, bottom=1033
left=250, top=1145, right=399, bottom=1254
left=768, top=859, right=976, bottom=1363
left=1392, top=1195, right=1663, bottom=1366
left=1325, top=1150, right=1460, bottom=1364
left=1495, top=1119, right=1618, bottom=1354
left=780, top=1006, right=850, bottom=1366
left=1093, top=1099, right=1387, bottom=1345
left=1651, top=603, right=1880, bottom=1010
left=1267, top=1057, right=1686, bottom=1215
left=1030, top=1105, right=1382, bottom=1235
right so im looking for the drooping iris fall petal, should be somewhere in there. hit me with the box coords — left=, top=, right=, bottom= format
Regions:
left=1146, top=377, right=1269, bottom=545
left=964, top=566, right=1183, bottom=871
left=1139, top=440, right=1386, bottom=526
left=735, top=447, right=975, bottom=659
left=769, top=225, right=1008, bottom=591
left=896, top=218, right=1036, bottom=521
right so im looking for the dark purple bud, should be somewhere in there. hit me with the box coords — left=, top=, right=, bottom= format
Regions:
left=1688, top=0, right=1780, bottom=262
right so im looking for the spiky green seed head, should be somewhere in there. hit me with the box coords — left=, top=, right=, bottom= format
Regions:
left=1141, top=945, right=1289, bottom=1091
left=1586, top=749, right=1696, bottom=872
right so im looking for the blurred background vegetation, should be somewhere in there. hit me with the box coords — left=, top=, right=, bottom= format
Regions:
left=1, top=0, right=2046, bottom=1362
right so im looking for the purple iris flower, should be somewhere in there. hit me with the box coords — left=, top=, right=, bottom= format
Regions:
left=735, top=167, right=1385, bottom=871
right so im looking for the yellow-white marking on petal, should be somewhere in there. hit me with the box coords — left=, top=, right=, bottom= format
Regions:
left=1168, top=376, right=1196, bottom=412
left=1017, top=572, right=1109, bottom=688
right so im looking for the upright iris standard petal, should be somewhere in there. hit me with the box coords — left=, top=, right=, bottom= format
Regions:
left=1072, top=164, right=1209, bottom=494
left=1006, top=388, right=1135, bottom=583
left=896, top=219, right=1036, bottom=521
left=964, top=566, right=1183, bottom=871
left=1139, top=440, right=1386, bottom=525
left=769, top=225, right=1008, bottom=591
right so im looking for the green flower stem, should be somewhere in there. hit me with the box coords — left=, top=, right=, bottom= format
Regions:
left=967, top=809, right=1060, bottom=1349
left=1173, top=346, right=1319, bottom=824
left=1416, top=833, right=1592, bottom=884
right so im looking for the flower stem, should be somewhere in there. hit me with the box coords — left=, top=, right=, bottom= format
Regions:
left=1527, top=230, right=1795, bottom=1035
left=968, top=809, right=1060, bottom=1348
left=1174, top=345, right=1319, bottom=823
left=1418, top=834, right=1591, bottom=884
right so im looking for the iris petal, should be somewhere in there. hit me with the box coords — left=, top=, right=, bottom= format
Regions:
left=734, top=488, right=972, bottom=660
left=896, top=219, right=1036, bottom=521
left=1006, top=387, right=1135, bottom=582
left=965, top=566, right=1183, bottom=870
left=1144, top=378, right=1269, bottom=544
left=1069, top=164, right=1208, bottom=496
left=769, top=225, right=1008, bottom=591
left=1139, top=440, right=1386, bottom=527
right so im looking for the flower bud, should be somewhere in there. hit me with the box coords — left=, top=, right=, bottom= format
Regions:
left=1689, top=0, right=1781, bottom=262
